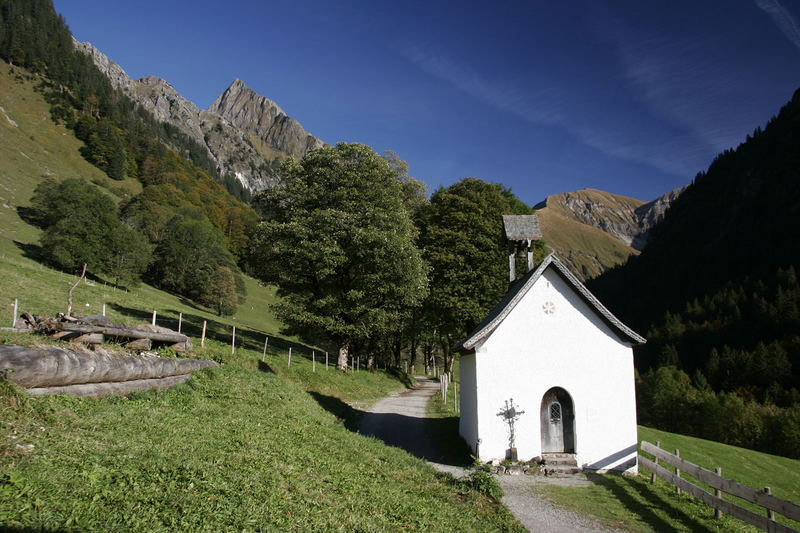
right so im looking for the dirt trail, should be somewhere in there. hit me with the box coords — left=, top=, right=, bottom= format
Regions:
left=357, top=377, right=613, bottom=532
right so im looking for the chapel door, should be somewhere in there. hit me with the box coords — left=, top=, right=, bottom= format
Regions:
left=540, top=387, right=575, bottom=453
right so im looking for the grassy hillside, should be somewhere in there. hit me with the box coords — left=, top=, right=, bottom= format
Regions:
left=537, top=206, right=638, bottom=280
left=534, top=426, right=800, bottom=532
left=0, top=65, right=141, bottom=252
left=0, top=340, right=521, bottom=531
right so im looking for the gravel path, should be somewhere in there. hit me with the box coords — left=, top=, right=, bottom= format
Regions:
left=357, top=377, right=613, bottom=532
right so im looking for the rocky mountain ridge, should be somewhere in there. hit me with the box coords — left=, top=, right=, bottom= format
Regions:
left=536, top=187, right=686, bottom=251
left=73, top=39, right=324, bottom=192
left=534, top=187, right=685, bottom=280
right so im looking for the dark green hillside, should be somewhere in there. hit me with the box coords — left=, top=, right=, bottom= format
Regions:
left=589, top=88, right=800, bottom=457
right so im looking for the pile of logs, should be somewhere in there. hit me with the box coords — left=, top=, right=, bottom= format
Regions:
left=1, top=314, right=217, bottom=397
left=13, top=312, right=192, bottom=353
left=0, top=345, right=217, bottom=397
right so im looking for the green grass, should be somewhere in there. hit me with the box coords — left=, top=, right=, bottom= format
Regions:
left=528, top=426, right=800, bottom=532
left=0, top=345, right=522, bottom=531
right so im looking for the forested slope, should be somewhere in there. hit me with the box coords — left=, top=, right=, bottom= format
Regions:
left=589, top=88, right=800, bottom=457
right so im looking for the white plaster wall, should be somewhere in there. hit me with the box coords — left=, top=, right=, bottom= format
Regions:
left=473, top=268, right=638, bottom=473
left=458, top=352, right=479, bottom=453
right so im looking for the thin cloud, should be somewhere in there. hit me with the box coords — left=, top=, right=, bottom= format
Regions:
left=402, top=44, right=702, bottom=178
left=402, top=45, right=565, bottom=126
left=756, top=0, right=800, bottom=51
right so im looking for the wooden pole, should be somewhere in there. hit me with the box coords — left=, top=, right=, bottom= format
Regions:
left=262, top=336, right=268, bottom=362
left=178, top=312, right=182, bottom=333
left=12, top=298, right=18, bottom=328
left=66, top=263, right=87, bottom=317
left=715, top=467, right=723, bottom=519
left=231, top=326, right=236, bottom=355
left=675, top=449, right=681, bottom=495
left=288, top=347, right=292, bottom=368
left=151, top=310, right=157, bottom=326
left=102, top=303, right=106, bottom=317
left=312, top=351, right=316, bottom=372
left=651, top=441, right=660, bottom=483
left=201, top=320, right=207, bottom=348
left=764, top=487, right=775, bottom=521
left=325, top=351, right=328, bottom=370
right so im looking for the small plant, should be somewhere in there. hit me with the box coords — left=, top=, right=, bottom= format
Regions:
left=155, top=346, right=176, bottom=359
left=466, top=469, right=504, bottom=501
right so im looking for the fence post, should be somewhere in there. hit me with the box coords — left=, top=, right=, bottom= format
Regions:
left=231, top=326, right=236, bottom=355
left=288, top=347, right=292, bottom=368
left=178, top=312, right=182, bottom=333
left=151, top=310, right=157, bottom=326
left=262, top=336, right=269, bottom=362
left=675, top=449, right=681, bottom=495
left=325, top=351, right=328, bottom=370
left=102, top=303, right=106, bottom=317
left=715, top=467, right=723, bottom=519
left=764, top=487, right=775, bottom=521
left=201, top=320, right=207, bottom=348
left=12, top=298, right=18, bottom=328
left=313, top=351, right=316, bottom=372
left=651, top=441, right=660, bottom=483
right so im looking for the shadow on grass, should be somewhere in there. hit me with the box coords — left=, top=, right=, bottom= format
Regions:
left=587, top=473, right=716, bottom=533
left=257, top=360, right=274, bottom=374
left=106, top=303, right=319, bottom=357
left=310, top=386, right=472, bottom=468
left=12, top=239, right=46, bottom=263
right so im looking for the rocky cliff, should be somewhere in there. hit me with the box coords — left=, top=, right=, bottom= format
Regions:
left=73, top=39, right=324, bottom=192
left=534, top=187, right=685, bottom=280
left=536, top=187, right=685, bottom=251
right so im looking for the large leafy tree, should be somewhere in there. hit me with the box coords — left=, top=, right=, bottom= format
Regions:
left=148, top=208, right=243, bottom=313
left=249, top=143, right=428, bottom=370
left=28, top=178, right=150, bottom=286
left=418, top=178, right=541, bottom=371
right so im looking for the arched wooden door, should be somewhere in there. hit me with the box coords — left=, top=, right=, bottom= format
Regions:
left=540, top=387, right=575, bottom=453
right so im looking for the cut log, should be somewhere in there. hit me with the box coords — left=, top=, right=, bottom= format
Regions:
left=57, top=323, right=190, bottom=345
left=0, top=345, right=217, bottom=388
left=70, top=333, right=104, bottom=345
left=127, top=338, right=152, bottom=351
left=26, top=374, right=192, bottom=397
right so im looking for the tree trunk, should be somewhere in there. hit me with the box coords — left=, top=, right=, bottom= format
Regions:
left=337, top=342, right=349, bottom=372
left=392, top=338, right=402, bottom=368
left=409, top=338, right=418, bottom=374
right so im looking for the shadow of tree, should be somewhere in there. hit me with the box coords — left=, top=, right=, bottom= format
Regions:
left=309, top=389, right=472, bottom=467
left=106, top=303, right=323, bottom=359
left=587, top=474, right=716, bottom=533
left=12, top=239, right=45, bottom=263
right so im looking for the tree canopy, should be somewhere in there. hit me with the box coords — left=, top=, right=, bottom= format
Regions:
left=248, top=143, right=428, bottom=370
left=29, top=178, right=150, bottom=287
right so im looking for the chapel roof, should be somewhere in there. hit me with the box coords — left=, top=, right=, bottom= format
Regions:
left=453, top=253, right=646, bottom=351
left=502, top=214, right=542, bottom=241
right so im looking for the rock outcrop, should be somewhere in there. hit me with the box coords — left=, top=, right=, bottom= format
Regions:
left=209, top=79, right=324, bottom=160
left=536, top=187, right=685, bottom=251
left=73, top=39, right=324, bottom=192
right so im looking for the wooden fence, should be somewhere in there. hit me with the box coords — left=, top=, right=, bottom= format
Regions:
left=639, top=440, right=800, bottom=532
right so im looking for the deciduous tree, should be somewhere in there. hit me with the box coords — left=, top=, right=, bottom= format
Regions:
left=249, top=143, right=428, bottom=371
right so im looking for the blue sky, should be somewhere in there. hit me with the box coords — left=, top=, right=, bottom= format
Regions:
left=53, top=0, right=800, bottom=205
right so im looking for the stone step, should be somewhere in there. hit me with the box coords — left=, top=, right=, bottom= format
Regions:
left=544, top=465, right=582, bottom=476
left=541, top=453, right=578, bottom=467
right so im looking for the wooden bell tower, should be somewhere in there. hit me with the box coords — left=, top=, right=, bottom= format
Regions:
left=502, top=214, right=542, bottom=282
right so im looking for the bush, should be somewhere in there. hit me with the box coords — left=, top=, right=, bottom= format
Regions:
left=466, top=469, right=504, bottom=501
